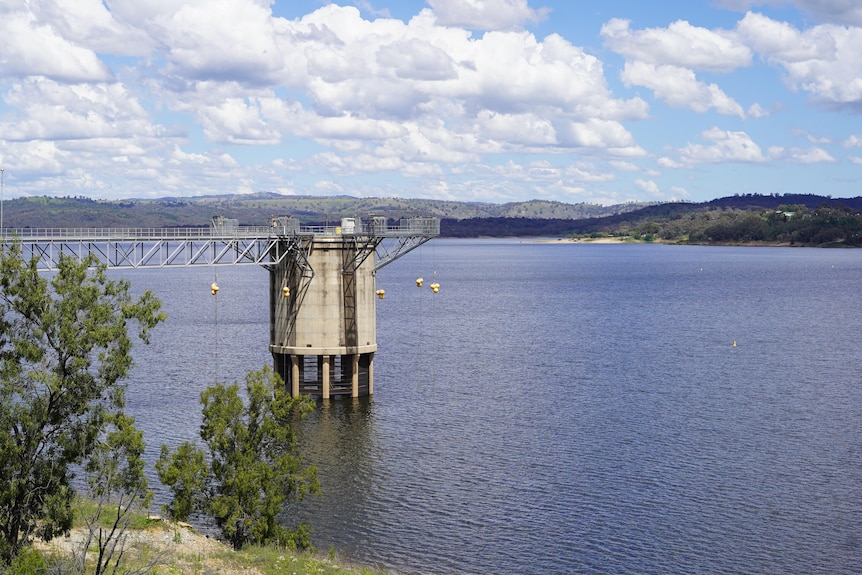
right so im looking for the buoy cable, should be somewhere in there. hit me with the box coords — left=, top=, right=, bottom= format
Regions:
left=213, top=269, right=219, bottom=383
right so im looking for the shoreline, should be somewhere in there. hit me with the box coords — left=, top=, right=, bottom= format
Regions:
left=531, top=237, right=845, bottom=247
left=534, top=237, right=644, bottom=244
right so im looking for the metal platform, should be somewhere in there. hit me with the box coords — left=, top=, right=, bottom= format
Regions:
left=1, top=216, right=440, bottom=271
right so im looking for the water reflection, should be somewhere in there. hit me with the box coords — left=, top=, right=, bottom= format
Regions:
left=292, top=398, right=379, bottom=551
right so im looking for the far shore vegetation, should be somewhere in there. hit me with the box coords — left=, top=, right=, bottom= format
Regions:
left=578, top=204, right=862, bottom=246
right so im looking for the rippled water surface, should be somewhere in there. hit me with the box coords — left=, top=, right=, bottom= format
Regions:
left=122, top=241, right=862, bottom=575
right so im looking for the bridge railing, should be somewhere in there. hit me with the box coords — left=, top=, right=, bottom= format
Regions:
left=2, top=217, right=440, bottom=241
left=2, top=227, right=272, bottom=240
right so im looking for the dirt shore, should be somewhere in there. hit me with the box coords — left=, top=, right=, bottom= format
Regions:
left=35, top=520, right=260, bottom=575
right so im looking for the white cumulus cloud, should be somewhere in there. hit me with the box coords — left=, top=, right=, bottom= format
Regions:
left=0, top=7, right=114, bottom=82
left=785, top=147, right=837, bottom=163
left=658, top=157, right=684, bottom=168
left=679, top=127, right=770, bottom=164
left=621, top=61, right=745, bottom=117
left=635, top=178, right=660, bottom=194
left=718, top=0, right=862, bottom=26
left=737, top=12, right=862, bottom=107
left=602, top=17, right=749, bottom=117
left=428, top=0, right=550, bottom=30
left=1, top=78, right=158, bottom=141
left=601, top=18, right=752, bottom=73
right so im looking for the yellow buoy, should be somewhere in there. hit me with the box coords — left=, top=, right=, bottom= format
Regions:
left=416, top=278, right=424, bottom=287
left=376, top=289, right=385, bottom=299
left=211, top=282, right=219, bottom=296
left=282, top=286, right=290, bottom=298
left=430, top=282, right=440, bottom=293
left=732, top=340, right=737, bottom=347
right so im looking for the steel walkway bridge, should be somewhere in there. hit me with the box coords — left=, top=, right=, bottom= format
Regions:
left=3, top=214, right=441, bottom=399
left=3, top=215, right=440, bottom=272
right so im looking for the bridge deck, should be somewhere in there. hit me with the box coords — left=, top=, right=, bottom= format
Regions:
left=1, top=217, right=440, bottom=271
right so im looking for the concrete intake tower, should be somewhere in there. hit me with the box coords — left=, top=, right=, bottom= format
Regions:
left=268, top=216, right=439, bottom=399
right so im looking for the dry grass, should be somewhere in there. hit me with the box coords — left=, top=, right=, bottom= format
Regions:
left=34, top=519, right=389, bottom=575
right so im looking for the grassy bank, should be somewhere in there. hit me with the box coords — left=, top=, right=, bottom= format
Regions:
left=23, top=498, right=386, bottom=575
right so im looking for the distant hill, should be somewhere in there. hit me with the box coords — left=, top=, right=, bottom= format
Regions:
left=0, top=193, right=652, bottom=230
left=441, top=193, right=862, bottom=237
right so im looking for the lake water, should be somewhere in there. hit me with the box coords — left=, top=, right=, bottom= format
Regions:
left=121, top=240, right=862, bottom=575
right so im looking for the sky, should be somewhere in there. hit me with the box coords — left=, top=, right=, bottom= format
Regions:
left=1, top=0, right=862, bottom=205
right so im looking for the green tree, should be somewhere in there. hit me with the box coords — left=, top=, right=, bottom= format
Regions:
left=74, top=413, right=158, bottom=575
left=156, top=366, right=319, bottom=551
left=0, top=244, right=165, bottom=565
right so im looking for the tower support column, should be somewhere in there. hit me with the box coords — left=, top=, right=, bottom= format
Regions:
left=368, top=352, right=374, bottom=396
left=321, top=355, right=331, bottom=400
left=290, top=355, right=299, bottom=397
left=350, top=354, right=359, bottom=397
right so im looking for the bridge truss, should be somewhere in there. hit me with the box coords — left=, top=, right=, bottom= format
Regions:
left=2, top=216, right=440, bottom=272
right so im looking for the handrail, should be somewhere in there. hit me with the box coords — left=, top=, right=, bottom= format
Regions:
left=1, top=227, right=268, bottom=239
left=0, top=217, right=440, bottom=241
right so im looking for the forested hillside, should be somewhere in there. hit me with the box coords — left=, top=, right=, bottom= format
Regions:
left=443, top=194, right=862, bottom=247
left=615, top=204, right=862, bottom=246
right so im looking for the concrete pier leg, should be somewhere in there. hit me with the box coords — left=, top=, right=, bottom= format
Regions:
left=368, top=352, right=374, bottom=396
left=322, top=355, right=331, bottom=400
left=290, top=355, right=300, bottom=397
left=351, top=354, right=359, bottom=398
